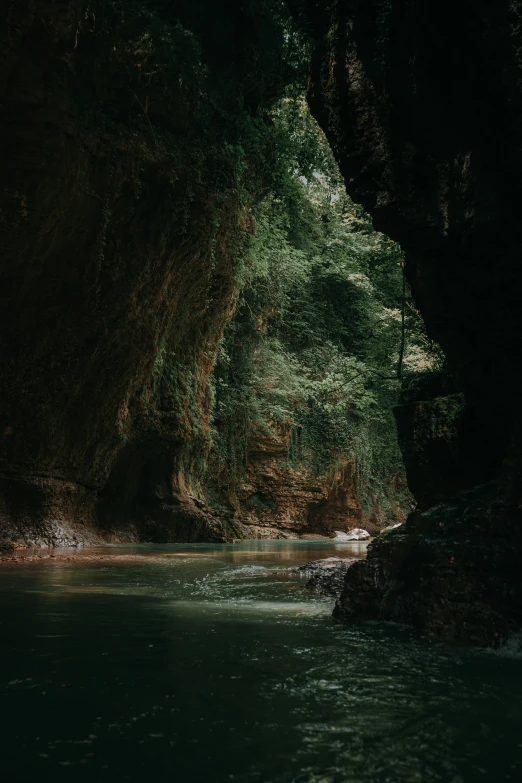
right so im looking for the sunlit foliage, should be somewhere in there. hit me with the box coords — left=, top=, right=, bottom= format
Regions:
left=210, top=97, right=438, bottom=514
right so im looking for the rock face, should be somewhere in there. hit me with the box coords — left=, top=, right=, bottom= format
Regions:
left=335, top=484, right=522, bottom=646
left=291, top=0, right=522, bottom=479
left=0, top=0, right=288, bottom=548
left=393, top=392, right=499, bottom=510
left=0, top=1, right=409, bottom=550
left=289, top=0, right=522, bottom=642
left=210, top=427, right=405, bottom=539
left=336, top=382, right=522, bottom=643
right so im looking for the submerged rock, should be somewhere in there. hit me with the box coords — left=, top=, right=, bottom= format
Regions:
left=298, top=557, right=356, bottom=596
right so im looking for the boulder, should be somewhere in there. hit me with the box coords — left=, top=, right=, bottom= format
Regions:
left=378, top=523, right=403, bottom=536
left=333, top=528, right=370, bottom=541
left=298, top=557, right=356, bottom=596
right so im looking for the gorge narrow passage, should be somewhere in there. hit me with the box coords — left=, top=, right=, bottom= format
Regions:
left=3, top=1, right=522, bottom=780
left=1, top=541, right=522, bottom=783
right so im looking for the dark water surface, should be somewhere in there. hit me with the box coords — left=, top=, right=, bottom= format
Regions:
left=1, top=540, right=521, bottom=783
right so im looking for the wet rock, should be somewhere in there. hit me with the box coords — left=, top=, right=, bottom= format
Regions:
left=335, top=483, right=522, bottom=646
left=299, top=557, right=356, bottom=596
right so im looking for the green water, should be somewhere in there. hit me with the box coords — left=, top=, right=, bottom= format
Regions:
left=0, top=540, right=521, bottom=783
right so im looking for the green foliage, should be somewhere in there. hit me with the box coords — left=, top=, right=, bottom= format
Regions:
left=119, top=1, right=440, bottom=516
left=116, top=0, right=313, bottom=479
left=211, top=98, right=439, bottom=514
left=97, top=0, right=308, bottom=209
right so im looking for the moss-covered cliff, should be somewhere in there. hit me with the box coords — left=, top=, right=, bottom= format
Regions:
left=204, top=100, right=418, bottom=538
left=0, top=0, right=294, bottom=548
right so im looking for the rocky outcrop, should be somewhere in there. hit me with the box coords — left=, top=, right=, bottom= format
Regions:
left=209, top=426, right=406, bottom=538
left=333, top=528, right=370, bottom=541
left=299, top=557, right=358, bottom=597
left=335, top=380, right=522, bottom=643
left=335, top=483, right=522, bottom=646
left=288, top=0, right=522, bottom=642
left=0, top=0, right=288, bottom=548
left=393, top=392, right=499, bottom=509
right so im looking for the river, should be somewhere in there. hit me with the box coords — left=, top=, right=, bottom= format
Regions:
left=0, top=539, right=521, bottom=782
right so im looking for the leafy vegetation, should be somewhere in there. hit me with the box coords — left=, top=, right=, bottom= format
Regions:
left=209, top=98, right=442, bottom=516
left=118, top=0, right=313, bottom=474
left=124, top=0, right=443, bottom=519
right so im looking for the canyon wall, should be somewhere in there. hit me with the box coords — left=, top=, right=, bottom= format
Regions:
left=290, top=0, right=522, bottom=642
left=0, top=0, right=289, bottom=548
left=0, top=0, right=405, bottom=550
left=208, top=427, right=407, bottom=539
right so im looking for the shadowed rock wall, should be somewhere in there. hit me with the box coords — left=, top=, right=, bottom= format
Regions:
left=288, top=0, right=522, bottom=643
left=0, top=0, right=287, bottom=548
left=291, top=0, right=522, bottom=482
